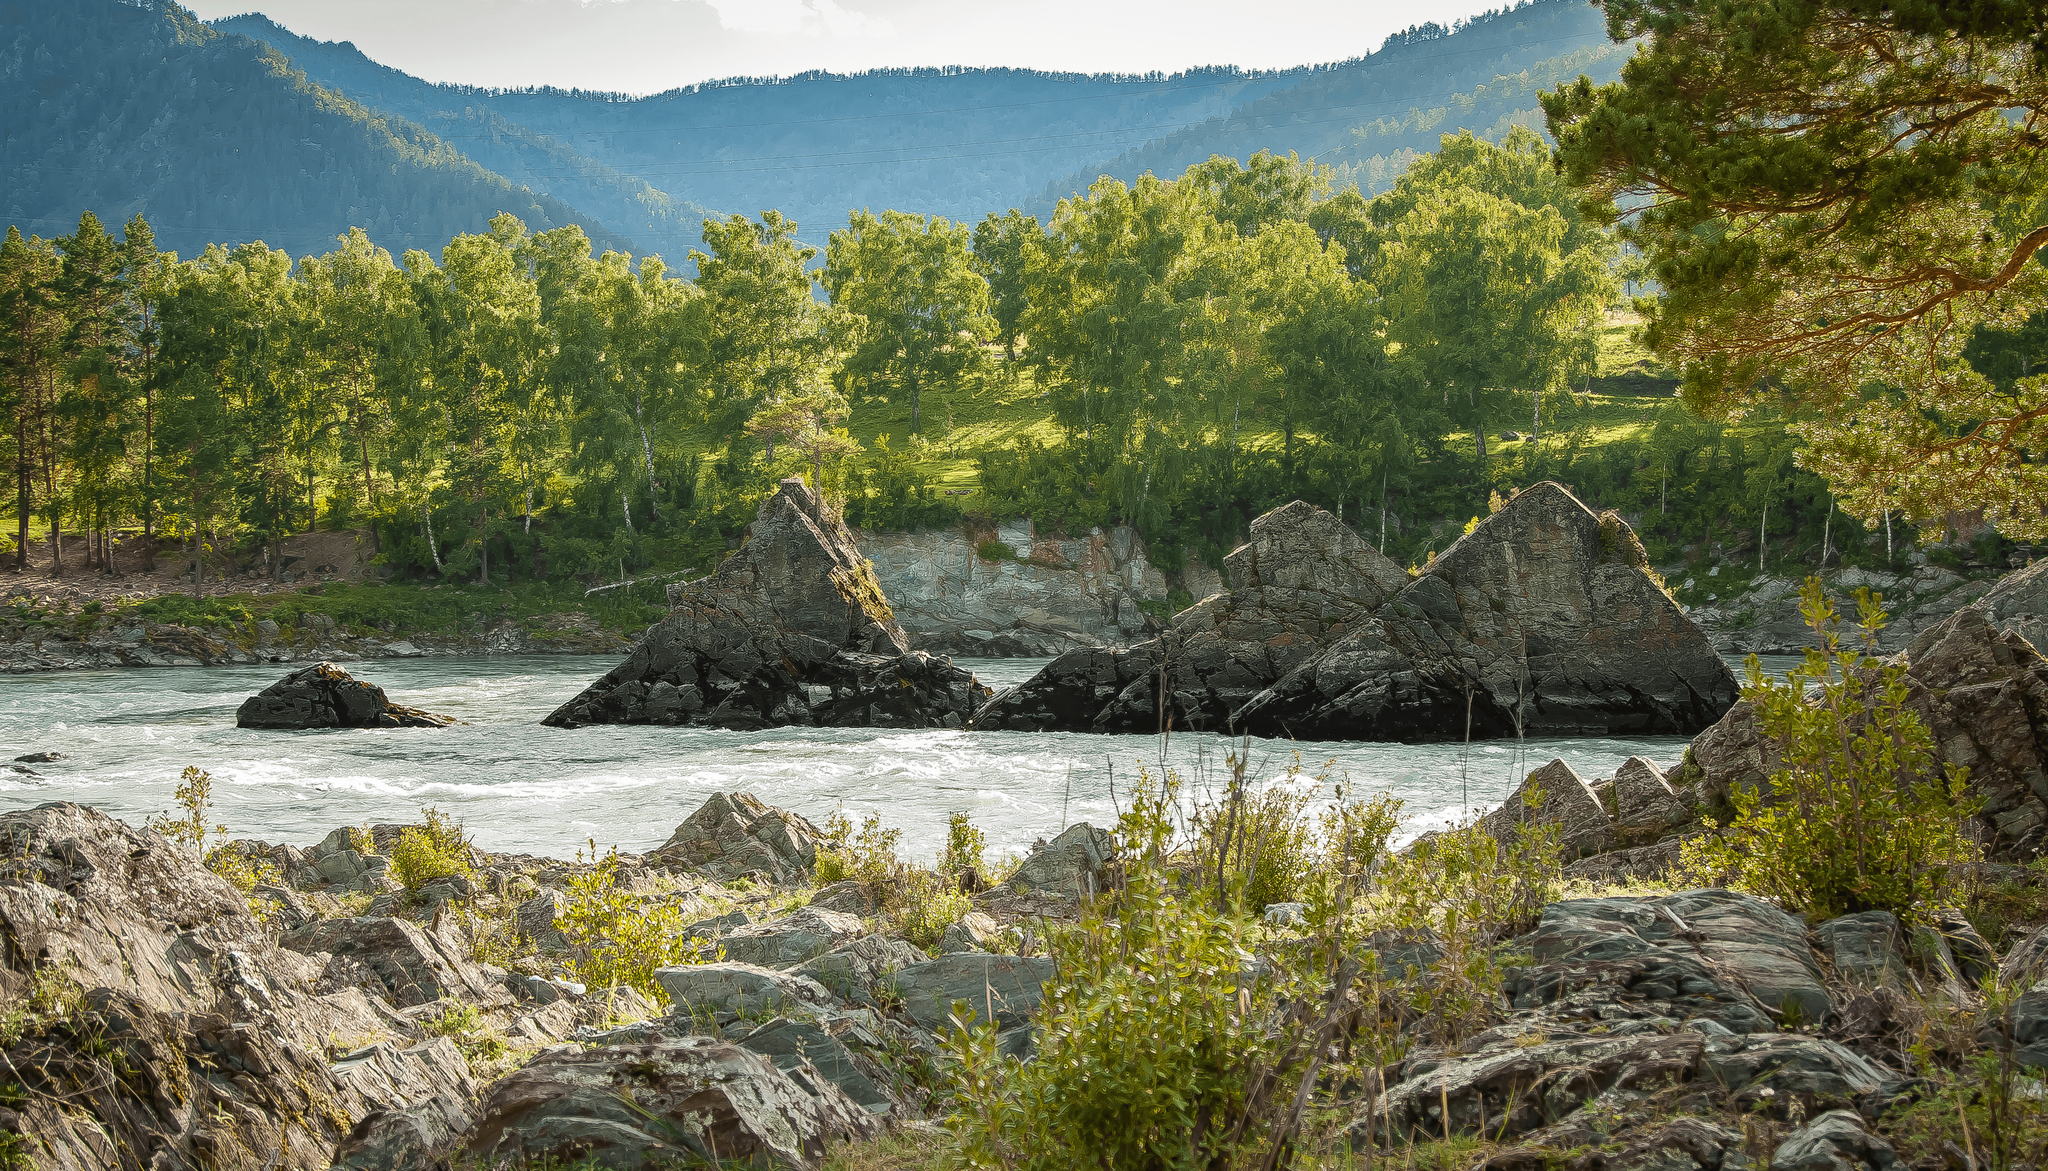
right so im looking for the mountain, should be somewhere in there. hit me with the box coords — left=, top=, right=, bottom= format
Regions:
left=212, top=13, right=716, bottom=262
left=0, top=0, right=637, bottom=261
left=1035, top=0, right=1625, bottom=207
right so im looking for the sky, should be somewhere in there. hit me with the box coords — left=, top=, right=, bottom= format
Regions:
left=180, top=0, right=1513, bottom=94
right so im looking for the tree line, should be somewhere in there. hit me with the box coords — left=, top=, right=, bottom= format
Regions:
left=0, top=130, right=1684, bottom=587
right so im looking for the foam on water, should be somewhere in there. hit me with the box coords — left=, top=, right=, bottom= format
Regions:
left=0, top=654, right=1712, bottom=863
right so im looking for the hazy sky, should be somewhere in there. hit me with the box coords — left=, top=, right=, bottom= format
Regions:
left=182, top=0, right=1513, bottom=94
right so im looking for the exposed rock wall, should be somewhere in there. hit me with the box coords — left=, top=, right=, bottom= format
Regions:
left=858, top=517, right=1196, bottom=655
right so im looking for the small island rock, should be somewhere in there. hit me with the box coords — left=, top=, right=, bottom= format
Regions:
left=235, top=662, right=459, bottom=730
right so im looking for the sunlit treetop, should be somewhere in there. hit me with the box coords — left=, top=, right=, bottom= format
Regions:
left=1544, top=0, right=2048, bottom=538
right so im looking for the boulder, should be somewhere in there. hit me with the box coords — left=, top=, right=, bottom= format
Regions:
left=1510, top=889, right=1828, bottom=1032
left=808, top=879, right=878, bottom=915
left=1980, top=556, right=2048, bottom=653
left=514, top=890, right=572, bottom=953
left=235, top=662, right=458, bottom=730
left=652, top=962, right=834, bottom=1016
left=543, top=478, right=991, bottom=730
left=330, top=1088, right=476, bottom=1171
left=0, top=804, right=475, bottom=1170
left=893, top=953, right=1056, bottom=1032
left=279, top=916, right=501, bottom=1008
left=1005, top=822, right=1114, bottom=896
left=1678, top=606, right=2048, bottom=861
left=1816, top=912, right=1909, bottom=987
left=1700, top=1033, right=1890, bottom=1104
left=1610, top=756, right=1689, bottom=840
left=973, top=500, right=1410, bottom=733
left=1373, top=1032, right=1705, bottom=1142
left=2000, top=922, right=2048, bottom=988
left=735, top=1017, right=900, bottom=1116
left=1771, top=1110, right=1901, bottom=1171
left=656, top=791, right=823, bottom=884
left=938, top=911, right=1003, bottom=954
left=719, top=906, right=868, bottom=970
left=1477, top=758, right=1614, bottom=860
left=460, top=1035, right=878, bottom=1169
left=793, top=934, right=929, bottom=1010
left=1233, top=484, right=1738, bottom=741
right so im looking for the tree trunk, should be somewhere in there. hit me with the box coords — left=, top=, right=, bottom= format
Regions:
left=909, top=367, right=922, bottom=433
left=424, top=503, right=442, bottom=573
left=1758, top=502, right=1767, bottom=573
left=634, top=394, right=661, bottom=520
left=142, top=372, right=155, bottom=569
left=49, top=506, right=62, bottom=575
left=478, top=508, right=490, bottom=585
left=621, top=491, right=635, bottom=534
left=1820, top=501, right=1832, bottom=569
left=1379, top=470, right=1388, bottom=553
left=15, top=420, right=29, bottom=571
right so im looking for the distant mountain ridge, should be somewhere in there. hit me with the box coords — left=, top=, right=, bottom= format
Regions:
left=8, top=0, right=1625, bottom=262
left=0, top=0, right=638, bottom=261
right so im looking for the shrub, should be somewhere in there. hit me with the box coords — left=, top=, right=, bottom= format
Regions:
left=1189, top=753, right=1322, bottom=911
left=938, top=812, right=986, bottom=888
left=1678, top=578, right=1980, bottom=921
left=892, top=869, right=974, bottom=950
left=815, top=808, right=904, bottom=891
left=558, top=842, right=702, bottom=1003
left=949, top=767, right=1400, bottom=1169
left=0, top=963, right=82, bottom=1049
left=146, top=766, right=281, bottom=900
left=975, top=539, right=1016, bottom=562
left=391, top=807, right=473, bottom=895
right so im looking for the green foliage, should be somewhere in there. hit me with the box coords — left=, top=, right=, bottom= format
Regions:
left=390, top=807, right=473, bottom=895
left=1679, top=579, right=1981, bottom=921
left=144, top=766, right=283, bottom=901
left=815, top=809, right=905, bottom=892
left=974, top=540, right=1015, bottom=563
left=424, top=1002, right=513, bottom=1070
left=1544, top=0, right=2048, bottom=540
left=0, top=963, right=83, bottom=1050
left=558, top=842, right=702, bottom=1004
left=891, top=870, right=974, bottom=952
left=939, top=812, right=988, bottom=884
left=1192, top=754, right=1320, bottom=911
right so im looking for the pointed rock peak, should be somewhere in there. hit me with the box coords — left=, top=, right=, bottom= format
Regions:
left=1224, top=499, right=1409, bottom=603
left=1479, top=757, right=1614, bottom=858
left=725, top=477, right=905, bottom=653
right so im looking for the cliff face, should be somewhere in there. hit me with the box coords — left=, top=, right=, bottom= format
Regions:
left=858, top=518, right=1215, bottom=656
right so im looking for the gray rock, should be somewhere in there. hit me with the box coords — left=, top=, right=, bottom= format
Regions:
left=719, top=906, right=867, bottom=970
left=1816, top=912, right=1909, bottom=986
left=461, top=1035, right=879, bottom=1169
left=1510, top=888, right=1827, bottom=1032
left=330, top=1088, right=475, bottom=1171
left=236, top=661, right=458, bottom=730
left=1980, top=556, right=2048, bottom=654
left=792, top=934, right=928, bottom=1009
left=1770, top=1109, right=1900, bottom=1170
left=682, top=908, right=752, bottom=939
left=1611, top=756, right=1689, bottom=839
left=1008, top=822, right=1113, bottom=896
left=2000, top=922, right=2048, bottom=988
left=2001, top=988, right=2048, bottom=1068
left=893, top=953, right=1056, bottom=1032
left=544, top=478, right=990, bottom=731
left=808, top=879, right=877, bottom=915
left=1701, top=1033, right=1889, bottom=1104
left=1232, top=483, right=1738, bottom=741
left=938, top=911, right=1003, bottom=953
left=280, top=916, right=501, bottom=1008
left=1477, top=758, right=1614, bottom=860
left=737, top=1017, right=900, bottom=1116
left=973, top=499, right=1411, bottom=733
left=12, top=750, right=65, bottom=763
left=652, top=962, right=834, bottom=1016
left=1373, top=1032, right=1705, bottom=1141
left=656, top=791, right=823, bottom=884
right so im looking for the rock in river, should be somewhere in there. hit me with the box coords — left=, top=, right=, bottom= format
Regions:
left=544, top=478, right=990, bottom=730
left=978, top=483, right=1737, bottom=740
left=235, top=662, right=458, bottom=730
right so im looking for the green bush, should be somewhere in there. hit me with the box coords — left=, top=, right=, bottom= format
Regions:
left=1679, top=578, right=1980, bottom=922
left=391, top=807, right=473, bottom=894
left=891, top=869, right=974, bottom=950
left=938, top=811, right=987, bottom=886
left=146, top=765, right=282, bottom=901
left=974, top=539, right=1016, bottom=562
left=814, top=808, right=904, bottom=891
left=559, top=842, right=702, bottom=1003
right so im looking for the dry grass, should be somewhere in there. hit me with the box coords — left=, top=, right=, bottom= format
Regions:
left=821, top=1128, right=954, bottom=1171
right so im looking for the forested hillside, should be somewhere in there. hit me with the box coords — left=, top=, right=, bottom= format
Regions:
left=0, top=0, right=636, bottom=262
left=1038, top=0, right=1621, bottom=204
left=212, top=14, right=716, bottom=261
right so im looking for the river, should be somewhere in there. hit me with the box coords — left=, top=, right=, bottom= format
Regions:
left=0, top=654, right=1795, bottom=864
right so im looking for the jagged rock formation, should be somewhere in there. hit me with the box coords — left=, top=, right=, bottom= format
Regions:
left=544, top=479, right=990, bottom=730
left=978, top=483, right=1738, bottom=740
left=973, top=500, right=1412, bottom=733
left=235, top=662, right=459, bottom=729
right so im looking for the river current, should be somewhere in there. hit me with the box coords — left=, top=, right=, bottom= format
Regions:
left=0, top=655, right=1790, bottom=864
